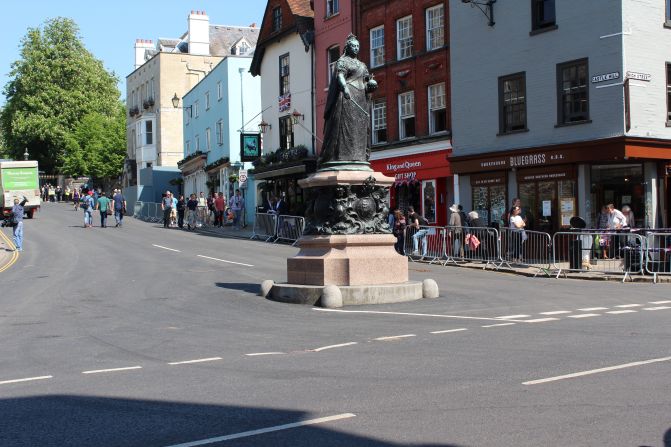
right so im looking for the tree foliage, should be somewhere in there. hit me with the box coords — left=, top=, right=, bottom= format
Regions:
left=0, top=17, right=123, bottom=175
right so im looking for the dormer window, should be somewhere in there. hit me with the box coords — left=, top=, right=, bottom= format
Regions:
left=272, top=7, right=282, bottom=32
left=232, top=39, right=251, bottom=55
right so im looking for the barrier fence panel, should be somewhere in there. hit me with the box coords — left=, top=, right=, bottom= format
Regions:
left=553, top=231, right=644, bottom=282
left=251, top=212, right=278, bottom=242
left=404, top=226, right=446, bottom=264
left=497, top=228, right=553, bottom=276
left=133, top=201, right=143, bottom=218
left=451, top=226, right=500, bottom=269
left=275, top=215, right=305, bottom=246
left=644, top=232, right=671, bottom=283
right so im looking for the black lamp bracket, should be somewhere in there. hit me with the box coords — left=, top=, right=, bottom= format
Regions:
left=462, top=0, right=496, bottom=27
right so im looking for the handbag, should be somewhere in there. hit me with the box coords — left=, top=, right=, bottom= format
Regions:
left=106, top=207, right=113, bottom=216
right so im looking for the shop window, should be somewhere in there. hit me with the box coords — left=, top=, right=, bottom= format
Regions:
left=557, top=58, right=589, bottom=125
left=531, top=0, right=556, bottom=31
left=398, top=91, right=415, bottom=139
left=422, top=180, right=436, bottom=223
left=370, top=26, right=384, bottom=68
left=279, top=54, right=290, bottom=96
left=272, top=7, right=282, bottom=32
left=371, top=99, right=387, bottom=145
left=472, top=184, right=506, bottom=226
left=499, top=73, right=527, bottom=133
left=428, top=83, right=447, bottom=134
left=327, top=46, right=340, bottom=85
left=396, top=16, right=413, bottom=60
left=279, top=115, right=294, bottom=150
left=426, top=4, right=444, bottom=51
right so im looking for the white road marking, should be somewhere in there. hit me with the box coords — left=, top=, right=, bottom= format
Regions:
left=313, top=308, right=525, bottom=322
left=430, top=328, right=468, bottom=334
left=578, top=307, right=608, bottom=311
left=650, top=300, right=671, bottom=304
left=310, top=342, right=357, bottom=352
left=496, top=314, right=531, bottom=320
left=524, top=318, right=560, bottom=323
left=374, top=334, right=416, bottom=341
left=567, top=313, right=600, bottom=319
left=539, top=311, right=572, bottom=315
left=196, top=255, right=254, bottom=267
left=152, top=244, right=181, bottom=252
left=523, top=356, right=671, bottom=385
left=245, top=352, right=286, bottom=356
left=482, top=323, right=516, bottom=328
left=168, top=357, right=222, bottom=365
left=164, top=413, right=356, bottom=447
left=82, top=366, right=143, bottom=374
left=615, top=304, right=642, bottom=308
left=0, top=375, right=53, bottom=385
left=643, top=306, right=671, bottom=311
left=606, top=310, right=638, bottom=314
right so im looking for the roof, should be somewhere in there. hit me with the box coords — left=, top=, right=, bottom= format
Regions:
left=209, top=25, right=259, bottom=56
left=287, top=0, right=314, bottom=18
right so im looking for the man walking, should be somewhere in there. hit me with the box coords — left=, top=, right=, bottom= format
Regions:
left=229, top=189, right=244, bottom=230
left=82, top=191, right=95, bottom=228
left=161, top=191, right=173, bottom=229
left=112, top=189, right=126, bottom=227
left=214, top=192, right=226, bottom=228
left=96, top=192, right=111, bottom=228
left=10, top=196, right=28, bottom=252
left=197, top=191, right=207, bottom=227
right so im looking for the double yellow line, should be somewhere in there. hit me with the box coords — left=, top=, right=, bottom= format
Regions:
left=0, top=229, right=19, bottom=273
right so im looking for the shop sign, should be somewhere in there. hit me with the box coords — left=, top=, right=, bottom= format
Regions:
left=240, top=133, right=261, bottom=162
left=591, top=71, right=620, bottom=83
left=520, top=172, right=569, bottom=181
left=627, top=71, right=651, bottom=82
left=395, top=171, right=417, bottom=181
left=386, top=160, right=422, bottom=171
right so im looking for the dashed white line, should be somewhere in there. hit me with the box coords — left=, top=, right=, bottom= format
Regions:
left=615, top=304, right=642, bottom=308
left=650, top=300, right=671, bottom=304
left=496, top=314, right=531, bottom=320
left=374, top=334, right=416, bottom=341
left=168, top=357, right=222, bottom=365
left=310, top=342, right=358, bottom=352
left=245, top=352, right=286, bottom=357
left=82, top=366, right=143, bottom=374
left=313, top=308, right=525, bottom=322
left=164, top=413, right=357, bottom=447
left=0, top=375, right=53, bottom=385
left=606, top=310, right=638, bottom=314
left=196, top=255, right=254, bottom=267
left=524, top=318, right=560, bottom=323
left=482, top=322, right=516, bottom=328
left=643, top=306, right=671, bottom=311
left=578, top=307, right=608, bottom=311
left=523, top=356, right=671, bottom=385
left=567, top=313, right=601, bottom=319
left=430, top=328, right=468, bottom=334
left=152, top=244, right=181, bottom=252
left=539, top=311, right=572, bottom=315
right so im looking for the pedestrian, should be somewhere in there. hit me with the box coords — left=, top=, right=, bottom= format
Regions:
left=65, top=185, right=71, bottom=202
left=10, top=196, right=28, bottom=252
left=214, top=192, right=226, bottom=227
left=48, top=185, right=55, bottom=202
left=170, top=192, right=178, bottom=227
left=408, top=207, right=429, bottom=258
left=186, top=193, right=198, bottom=230
left=96, top=192, right=111, bottom=228
left=112, top=189, right=126, bottom=227
left=449, top=204, right=464, bottom=258
left=229, top=189, right=244, bottom=230
left=177, top=194, right=186, bottom=229
left=55, top=185, right=62, bottom=202
left=621, top=205, right=635, bottom=228
left=393, top=209, right=406, bottom=255
left=606, top=203, right=627, bottom=230
left=509, top=205, right=526, bottom=263
left=161, top=191, right=173, bottom=228
left=73, top=189, right=80, bottom=211
left=82, top=191, right=95, bottom=228
left=197, top=191, right=207, bottom=227
left=466, top=211, right=488, bottom=260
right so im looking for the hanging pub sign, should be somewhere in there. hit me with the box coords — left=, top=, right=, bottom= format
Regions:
left=240, top=132, right=261, bottom=162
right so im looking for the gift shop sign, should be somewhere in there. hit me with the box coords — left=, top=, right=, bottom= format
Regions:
left=386, top=160, right=422, bottom=181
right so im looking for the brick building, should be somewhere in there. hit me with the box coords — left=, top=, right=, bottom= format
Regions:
left=355, top=0, right=453, bottom=226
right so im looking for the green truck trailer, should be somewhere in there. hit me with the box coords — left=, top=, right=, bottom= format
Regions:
left=0, top=160, right=41, bottom=218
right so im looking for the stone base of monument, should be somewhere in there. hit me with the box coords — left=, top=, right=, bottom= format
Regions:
left=269, top=281, right=425, bottom=307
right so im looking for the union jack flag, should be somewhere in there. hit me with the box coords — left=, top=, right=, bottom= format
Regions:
left=278, top=93, right=291, bottom=112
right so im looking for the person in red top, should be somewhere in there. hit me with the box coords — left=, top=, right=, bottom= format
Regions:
left=214, top=192, right=226, bottom=228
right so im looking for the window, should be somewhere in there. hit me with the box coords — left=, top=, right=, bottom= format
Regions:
left=667, top=0, right=671, bottom=24
left=186, top=140, right=191, bottom=155
left=398, top=91, right=415, bottom=139
left=371, top=99, right=387, bottom=145
left=498, top=73, right=527, bottom=133
left=195, top=135, right=200, bottom=151
left=428, top=83, right=447, bottom=134
left=145, top=120, right=153, bottom=145
left=557, top=59, right=589, bottom=124
left=272, top=7, right=282, bottom=32
left=194, top=100, right=200, bottom=118
left=206, top=127, right=211, bottom=151
left=238, top=41, right=250, bottom=55
left=327, top=46, right=340, bottom=84
left=326, top=0, right=339, bottom=17
left=216, top=119, right=224, bottom=145
left=279, top=54, right=290, bottom=95
left=279, top=116, right=294, bottom=150
left=396, top=16, right=413, bottom=60
left=370, top=26, right=384, bottom=68
left=531, top=0, right=556, bottom=31
left=205, top=92, right=210, bottom=110
left=149, top=78, right=155, bottom=100
left=217, top=81, right=223, bottom=100
left=667, top=63, right=671, bottom=123
left=426, top=5, right=444, bottom=51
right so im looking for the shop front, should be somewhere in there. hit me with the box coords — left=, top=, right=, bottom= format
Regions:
left=251, top=159, right=317, bottom=216
left=370, top=148, right=452, bottom=226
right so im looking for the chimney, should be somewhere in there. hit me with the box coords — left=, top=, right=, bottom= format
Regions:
left=188, top=10, right=210, bottom=56
left=249, top=23, right=256, bottom=28
left=134, top=39, right=154, bottom=69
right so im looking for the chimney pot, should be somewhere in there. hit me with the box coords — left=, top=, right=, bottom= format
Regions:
left=191, top=10, right=194, bottom=14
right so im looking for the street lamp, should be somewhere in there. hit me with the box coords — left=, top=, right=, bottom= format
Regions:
left=291, top=109, right=304, bottom=125
left=23, top=148, right=29, bottom=161
left=172, top=93, right=192, bottom=117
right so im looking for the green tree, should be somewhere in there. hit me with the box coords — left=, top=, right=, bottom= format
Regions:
left=0, top=17, right=121, bottom=173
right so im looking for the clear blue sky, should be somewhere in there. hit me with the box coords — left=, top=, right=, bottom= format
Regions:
left=0, top=0, right=268, bottom=106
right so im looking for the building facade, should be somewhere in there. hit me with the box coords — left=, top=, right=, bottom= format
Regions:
left=451, top=0, right=671, bottom=230
left=356, top=0, right=452, bottom=226
left=250, top=0, right=315, bottom=216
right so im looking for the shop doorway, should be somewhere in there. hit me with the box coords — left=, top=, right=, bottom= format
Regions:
left=518, top=179, right=576, bottom=233
left=590, top=164, right=644, bottom=228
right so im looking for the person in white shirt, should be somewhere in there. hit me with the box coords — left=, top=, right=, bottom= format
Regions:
left=197, top=191, right=207, bottom=227
left=509, top=206, right=526, bottom=263
left=607, top=204, right=628, bottom=230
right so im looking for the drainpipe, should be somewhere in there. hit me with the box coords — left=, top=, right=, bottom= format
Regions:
left=310, top=42, right=316, bottom=156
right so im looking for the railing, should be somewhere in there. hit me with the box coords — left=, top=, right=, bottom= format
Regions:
left=132, top=201, right=164, bottom=223
left=643, top=232, right=671, bottom=283
left=251, top=212, right=278, bottom=242
left=498, top=228, right=553, bottom=276
left=275, top=215, right=305, bottom=246
left=405, top=225, right=446, bottom=264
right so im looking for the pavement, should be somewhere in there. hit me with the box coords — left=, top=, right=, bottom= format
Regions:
left=1, top=202, right=670, bottom=447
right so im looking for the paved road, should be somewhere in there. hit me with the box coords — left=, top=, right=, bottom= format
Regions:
left=1, top=203, right=670, bottom=447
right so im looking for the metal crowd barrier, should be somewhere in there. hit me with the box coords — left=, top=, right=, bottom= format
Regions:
left=133, top=201, right=143, bottom=218
left=497, top=228, right=553, bottom=276
left=405, top=225, right=446, bottom=264
left=552, top=231, right=645, bottom=282
left=275, top=215, right=305, bottom=246
left=453, top=226, right=500, bottom=269
left=251, top=212, right=278, bottom=242
left=644, top=232, right=671, bottom=283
